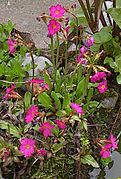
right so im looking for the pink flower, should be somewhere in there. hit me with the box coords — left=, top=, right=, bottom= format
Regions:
left=109, top=133, right=118, bottom=150
left=80, top=46, right=87, bottom=53
left=25, top=105, right=38, bottom=123
left=19, top=138, right=35, bottom=157
left=97, top=80, right=108, bottom=94
left=37, top=148, right=46, bottom=156
left=90, top=72, right=106, bottom=83
left=29, top=78, right=44, bottom=84
left=50, top=4, right=65, bottom=19
left=100, top=144, right=110, bottom=158
left=7, top=38, right=16, bottom=55
left=70, top=102, right=84, bottom=115
left=55, top=119, right=67, bottom=130
left=29, top=78, right=49, bottom=91
left=76, top=55, right=87, bottom=66
left=39, top=121, right=54, bottom=138
left=3, top=84, right=16, bottom=100
left=85, top=36, right=94, bottom=47
left=48, top=19, right=61, bottom=36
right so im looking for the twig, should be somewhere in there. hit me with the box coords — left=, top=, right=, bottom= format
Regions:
left=111, top=105, right=121, bottom=133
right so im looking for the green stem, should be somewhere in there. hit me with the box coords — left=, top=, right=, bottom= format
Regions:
left=64, top=41, right=68, bottom=75
left=80, top=68, right=92, bottom=104
left=56, top=33, right=60, bottom=69
left=51, top=36, right=55, bottom=68
left=30, top=51, right=35, bottom=102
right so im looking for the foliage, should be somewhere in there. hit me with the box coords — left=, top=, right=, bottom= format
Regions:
left=0, top=1, right=120, bottom=179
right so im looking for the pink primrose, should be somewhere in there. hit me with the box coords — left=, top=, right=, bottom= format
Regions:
left=91, top=72, right=106, bottom=82
left=76, top=55, right=87, bottom=66
left=29, top=78, right=49, bottom=91
left=80, top=46, right=87, bottom=53
left=19, top=138, right=35, bottom=157
left=50, top=4, right=65, bottom=19
left=85, top=36, right=94, bottom=47
left=55, top=119, right=67, bottom=130
left=90, top=72, right=106, bottom=83
left=100, top=144, right=110, bottom=158
left=39, top=121, right=54, bottom=138
left=37, top=148, right=46, bottom=156
left=109, top=133, right=118, bottom=150
left=97, top=80, right=108, bottom=94
left=48, top=19, right=61, bottom=36
left=7, top=38, right=16, bottom=55
left=70, top=102, right=84, bottom=115
left=25, top=105, right=38, bottom=123
left=3, top=84, right=16, bottom=100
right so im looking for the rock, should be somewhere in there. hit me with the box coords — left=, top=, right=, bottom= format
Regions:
left=22, top=53, right=52, bottom=77
left=101, top=93, right=118, bottom=109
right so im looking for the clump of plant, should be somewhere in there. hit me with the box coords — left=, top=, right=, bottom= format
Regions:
left=0, top=3, right=119, bottom=179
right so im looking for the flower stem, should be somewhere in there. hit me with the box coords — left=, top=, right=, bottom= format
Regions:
left=56, top=32, right=60, bottom=69
left=29, top=50, right=35, bottom=102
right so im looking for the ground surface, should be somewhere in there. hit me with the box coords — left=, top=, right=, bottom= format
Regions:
left=0, top=0, right=77, bottom=48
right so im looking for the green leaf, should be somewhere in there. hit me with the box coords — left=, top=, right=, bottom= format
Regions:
left=51, top=91, right=61, bottom=110
left=117, top=74, right=121, bottom=84
left=62, top=93, right=70, bottom=109
left=87, top=88, right=94, bottom=103
left=108, top=8, right=121, bottom=29
left=89, top=101, right=100, bottom=108
left=0, top=120, right=21, bottom=138
left=76, top=77, right=85, bottom=98
left=81, top=155, right=99, bottom=168
left=104, top=57, right=114, bottom=68
left=44, top=72, right=53, bottom=90
left=93, top=28, right=112, bottom=44
left=51, top=142, right=66, bottom=153
left=38, top=92, right=53, bottom=109
left=24, top=92, right=31, bottom=109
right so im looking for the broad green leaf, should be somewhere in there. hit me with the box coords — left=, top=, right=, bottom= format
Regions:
left=51, top=91, right=61, bottom=110
left=62, top=93, right=70, bottom=109
left=24, top=91, right=31, bottom=109
left=89, top=101, right=100, bottom=108
left=117, top=74, right=121, bottom=84
left=51, top=142, right=66, bottom=153
left=76, top=77, right=85, bottom=98
left=104, top=57, right=114, bottom=68
left=0, top=120, right=21, bottom=138
left=38, top=92, right=53, bottom=109
left=44, top=72, right=53, bottom=90
left=87, top=88, right=94, bottom=103
left=108, top=8, right=121, bottom=29
left=94, top=30, right=112, bottom=44
left=81, top=155, right=99, bottom=168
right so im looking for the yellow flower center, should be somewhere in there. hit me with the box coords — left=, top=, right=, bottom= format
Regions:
left=52, top=24, right=57, bottom=29
left=25, top=144, right=30, bottom=149
left=55, top=10, right=59, bottom=15
left=101, top=85, right=105, bottom=89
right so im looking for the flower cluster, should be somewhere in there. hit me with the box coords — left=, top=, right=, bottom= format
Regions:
left=29, top=78, right=49, bottom=95
left=90, top=71, right=108, bottom=93
left=39, top=119, right=67, bottom=138
left=76, top=36, right=94, bottom=65
left=99, top=133, right=118, bottom=158
left=3, top=84, right=21, bottom=100
left=25, top=105, right=38, bottom=123
left=48, top=4, right=65, bottom=36
left=19, top=138, right=46, bottom=158
left=70, top=102, right=84, bottom=116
